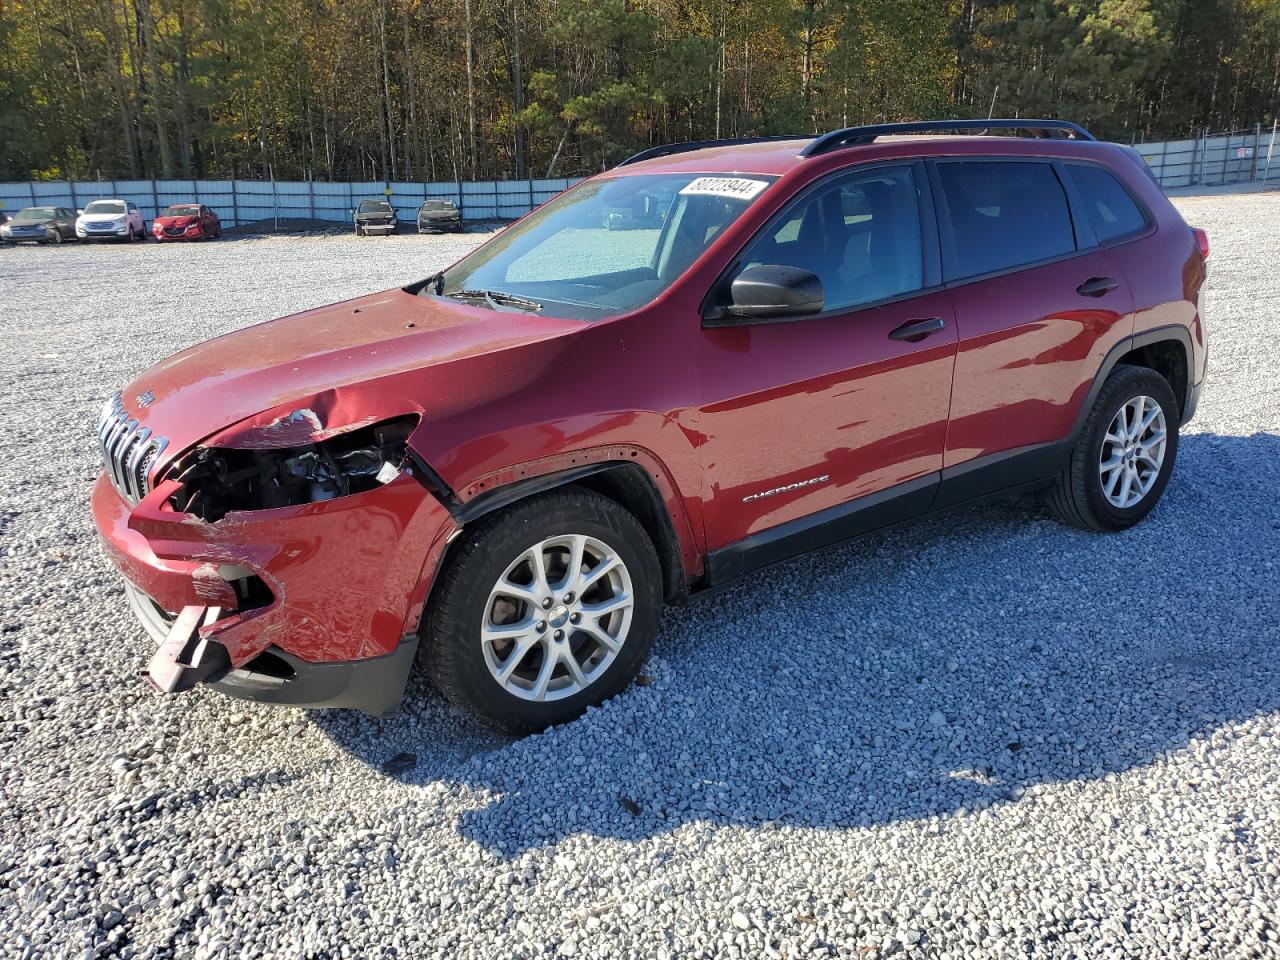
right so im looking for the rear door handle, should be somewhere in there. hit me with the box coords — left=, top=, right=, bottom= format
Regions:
left=1077, top=276, right=1119, bottom=297
left=889, top=317, right=946, bottom=342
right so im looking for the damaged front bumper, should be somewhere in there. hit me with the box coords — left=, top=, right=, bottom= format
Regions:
left=92, top=467, right=457, bottom=714
left=126, top=584, right=419, bottom=713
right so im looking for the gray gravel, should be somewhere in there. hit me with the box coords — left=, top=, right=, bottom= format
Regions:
left=2, top=197, right=1279, bottom=960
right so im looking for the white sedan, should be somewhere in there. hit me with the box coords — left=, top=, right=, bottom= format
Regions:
left=76, top=199, right=147, bottom=242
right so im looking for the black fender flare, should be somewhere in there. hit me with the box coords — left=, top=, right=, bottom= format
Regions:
left=409, top=453, right=688, bottom=602
left=1071, top=324, right=1194, bottom=440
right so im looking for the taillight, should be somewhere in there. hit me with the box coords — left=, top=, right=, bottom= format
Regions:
left=1192, top=227, right=1209, bottom=260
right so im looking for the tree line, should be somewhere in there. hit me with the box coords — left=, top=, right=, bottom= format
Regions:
left=1, top=0, right=1278, bottom=183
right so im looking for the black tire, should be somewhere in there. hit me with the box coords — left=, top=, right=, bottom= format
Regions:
left=49, top=229, right=63, bottom=244
left=1048, top=364, right=1180, bottom=532
left=423, top=488, right=662, bottom=734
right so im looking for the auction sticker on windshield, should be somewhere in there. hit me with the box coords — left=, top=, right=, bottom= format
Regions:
left=678, top=177, right=771, bottom=200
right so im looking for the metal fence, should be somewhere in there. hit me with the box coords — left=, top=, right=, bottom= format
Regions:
left=2, top=123, right=1275, bottom=229
left=0, top=176, right=582, bottom=229
left=1133, top=121, right=1278, bottom=189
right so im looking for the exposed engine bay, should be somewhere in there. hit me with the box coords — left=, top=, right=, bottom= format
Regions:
left=168, top=416, right=416, bottom=522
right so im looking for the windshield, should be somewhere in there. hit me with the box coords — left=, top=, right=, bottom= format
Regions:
left=437, top=173, right=776, bottom=320
left=163, top=205, right=200, bottom=217
left=421, top=200, right=455, bottom=211
left=15, top=207, right=56, bottom=221
left=358, top=201, right=392, bottom=213
left=85, top=201, right=126, bottom=215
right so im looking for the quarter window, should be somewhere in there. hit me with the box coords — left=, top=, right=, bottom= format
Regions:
left=738, top=165, right=924, bottom=312
left=1066, top=163, right=1148, bottom=243
left=936, top=161, right=1076, bottom=280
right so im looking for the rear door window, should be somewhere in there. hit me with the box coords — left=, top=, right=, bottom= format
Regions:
left=1066, top=163, right=1149, bottom=243
left=935, top=161, right=1076, bottom=281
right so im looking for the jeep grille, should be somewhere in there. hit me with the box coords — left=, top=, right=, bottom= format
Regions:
left=97, top=392, right=169, bottom=504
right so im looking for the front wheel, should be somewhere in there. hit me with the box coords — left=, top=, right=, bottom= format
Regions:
left=424, top=489, right=662, bottom=734
left=1048, top=365, right=1180, bottom=532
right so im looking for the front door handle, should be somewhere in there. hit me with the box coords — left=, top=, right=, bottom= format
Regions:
left=889, top=317, right=946, bottom=342
left=1077, top=276, right=1119, bottom=297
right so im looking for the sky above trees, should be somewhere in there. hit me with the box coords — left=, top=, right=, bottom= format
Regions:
left=1, top=0, right=1277, bottom=182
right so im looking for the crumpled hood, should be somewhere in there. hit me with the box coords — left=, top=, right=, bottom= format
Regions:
left=115, top=287, right=579, bottom=466
left=155, top=215, right=198, bottom=227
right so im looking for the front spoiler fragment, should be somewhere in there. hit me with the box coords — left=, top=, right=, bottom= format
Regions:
left=144, top=604, right=230, bottom=693
left=128, top=584, right=417, bottom=715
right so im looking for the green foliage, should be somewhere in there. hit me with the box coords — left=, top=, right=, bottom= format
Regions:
left=0, top=0, right=1276, bottom=180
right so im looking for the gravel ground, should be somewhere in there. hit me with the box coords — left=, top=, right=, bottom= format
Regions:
left=1, top=195, right=1278, bottom=960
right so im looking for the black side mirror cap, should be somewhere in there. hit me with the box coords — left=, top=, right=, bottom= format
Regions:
left=704, top=264, right=824, bottom=326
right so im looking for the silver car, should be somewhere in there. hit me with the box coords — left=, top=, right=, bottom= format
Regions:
left=0, top=206, right=78, bottom=244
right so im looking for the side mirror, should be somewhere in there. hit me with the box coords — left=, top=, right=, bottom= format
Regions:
left=706, top=264, right=824, bottom=325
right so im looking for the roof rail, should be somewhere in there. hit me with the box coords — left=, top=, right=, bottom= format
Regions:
left=800, top=119, right=1095, bottom=158
left=618, top=135, right=804, bottom=167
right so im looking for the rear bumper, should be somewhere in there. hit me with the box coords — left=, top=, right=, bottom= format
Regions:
left=93, top=468, right=458, bottom=713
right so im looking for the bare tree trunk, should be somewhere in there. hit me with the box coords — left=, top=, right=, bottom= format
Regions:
left=401, top=0, right=416, bottom=180
left=379, top=0, right=397, bottom=180
left=953, top=0, right=974, bottom=105
left=97, top=1, right=140, bottom=176
left=714, top=5, right=724, bottom=139
left=511, top=0, right=525, bottom=178
left=175, top=0, right=194, bottom=177
left=801, top=0, right=822, bottom=129
left=546, top=126, right=569, bottom=178
left=136, top=0, right=174, bottom=176
left=464, top=0, right=477, bottom=178
left=321, top=72, right=334, bottom=177
left=120, top=0, right=150, bottom=171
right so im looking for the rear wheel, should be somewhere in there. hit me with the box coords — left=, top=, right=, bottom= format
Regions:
left=424, top=489, right=662, bottom=734
left=1048, top=365, right=1179, bottom=531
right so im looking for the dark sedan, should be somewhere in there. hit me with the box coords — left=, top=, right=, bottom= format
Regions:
left=0, top=206, right=78, bottom=244
left=354, top=200, right=397, bottom=237
left=417, top=199, right=462, bottom=233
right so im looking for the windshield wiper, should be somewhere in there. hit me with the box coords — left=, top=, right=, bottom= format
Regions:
left=445, top=288, right=544, bottom=313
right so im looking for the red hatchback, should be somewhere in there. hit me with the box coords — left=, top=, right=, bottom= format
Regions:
left=93, top=120, right=1207, bottom=732
left=152, top=203, right=221, bottom=241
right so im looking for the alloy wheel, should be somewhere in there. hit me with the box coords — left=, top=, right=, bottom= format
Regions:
left=1099, top=394, right=1167, bottom=509
left=481, top=534, right=634, bottom=702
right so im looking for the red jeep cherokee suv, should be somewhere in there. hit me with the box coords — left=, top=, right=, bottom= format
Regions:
left=92, top=120, right=1208, bottom=733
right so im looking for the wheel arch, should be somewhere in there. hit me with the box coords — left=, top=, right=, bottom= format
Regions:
left=430, top=448, right=699, bottom=605
left=1074, top=325, right=1194, bottom=438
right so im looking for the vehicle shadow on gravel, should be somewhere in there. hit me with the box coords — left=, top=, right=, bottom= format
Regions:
left=316, top=431, right=1280, bottom=858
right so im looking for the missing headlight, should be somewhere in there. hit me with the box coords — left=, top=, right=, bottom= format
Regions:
left=169, top=416, right=417, bottom=522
